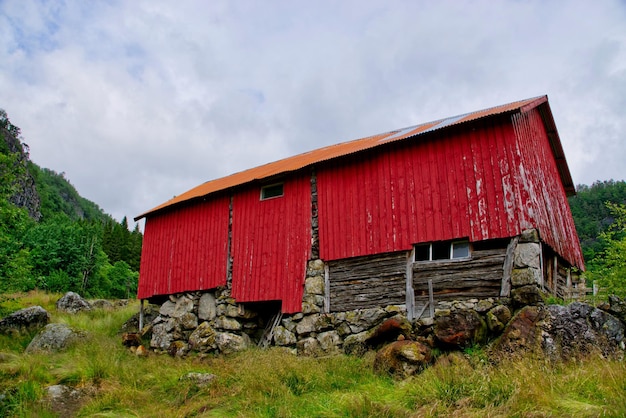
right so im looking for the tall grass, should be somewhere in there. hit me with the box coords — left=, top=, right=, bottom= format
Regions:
left=1, top=291, right=625, bottom=417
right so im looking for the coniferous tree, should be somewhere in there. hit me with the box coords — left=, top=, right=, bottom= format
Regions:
left=128, top=223, right=143, bottom=271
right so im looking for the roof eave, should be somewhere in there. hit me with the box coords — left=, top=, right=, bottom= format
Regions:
left=135, top=95, right=576, bottom=221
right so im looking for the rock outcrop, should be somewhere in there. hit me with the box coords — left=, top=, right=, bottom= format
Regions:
left=26, top=323, right=85, bottom=353
left=0, top=306, right=50, bottom=334
left=495, top=302, right=625, bottom=361
left=434, top=309, right=487, bottom=349
left=1, top=121, right=42, bottom=220
left=56, top=292, right=91, bottom=314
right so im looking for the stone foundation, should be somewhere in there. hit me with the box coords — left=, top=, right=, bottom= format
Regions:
left=145, top=229, right=568, bottom=357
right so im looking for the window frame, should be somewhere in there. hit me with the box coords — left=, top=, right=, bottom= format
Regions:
left=260, top=182, right=284, bottom=200
left=413, top=239, right=471, bottom=262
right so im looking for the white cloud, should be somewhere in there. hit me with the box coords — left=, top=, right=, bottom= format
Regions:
left=1, top=0, right=625, bottom=223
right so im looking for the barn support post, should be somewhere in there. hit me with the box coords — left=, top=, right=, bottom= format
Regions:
left=139, top=299, right=145, bottom=331
left=501, top=237, right=518, bottom=297
left=406, top=249, right=415, bottom=321
left=566, top=267, right=572, bottom=300
left=324, top=264, right=330, bottom=313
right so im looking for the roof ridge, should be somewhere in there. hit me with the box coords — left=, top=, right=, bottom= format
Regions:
left=135, top=95, right=548, bottom=220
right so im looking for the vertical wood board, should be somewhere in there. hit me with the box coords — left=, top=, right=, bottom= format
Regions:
left=231, top=174, right=311, bottom=313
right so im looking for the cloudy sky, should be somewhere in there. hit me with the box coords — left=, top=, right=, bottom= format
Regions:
left=1, top=1, right=625, bottom=225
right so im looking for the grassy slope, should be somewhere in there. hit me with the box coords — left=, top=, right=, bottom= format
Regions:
left=1, top=291, right=625, bottom=417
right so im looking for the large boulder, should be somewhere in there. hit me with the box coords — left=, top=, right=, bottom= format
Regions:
left=434, top=309, right=487, bottom=349
left=343, top=315, right=413, bottom=355
left=373, top=340, right=433, bottom=378
left=296, top=336, right=323, bottom=356
left=511, top=284, right=544, bottom=307
left=273, top=325, right=297, bottom=346
left=494, top=305, right=544, bottom=355
left=344, top=308, right=388, bottom=334
left=198, top=293, right=217, bottom=321
left=317, top=330, right=341, bottom=354
left=486, top=305, right=512, bottom=333
left=495, top=303, right=625, bottom=361
left=343, top=331, right=370, bottom=356
left=56, top=292, right=91, bottom=314
left=188, top=321, right=217, bottom=352
left=215, top=332, right=251, bottom=354
left=160, top=295, right=194, bottom=318
left=150, top=318, right=178, bottom=350
left=295, top=313, right=333, bottom=335
left=26, top=323, right=84, bottom=353
left=90, top=299, right=113, bottom=310
left=0, top=306, right=50, bottom=334
left=365, top=315, right=413, bottom=348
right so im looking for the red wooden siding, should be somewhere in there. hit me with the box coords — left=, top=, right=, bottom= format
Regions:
left=230, top=174, right=311, bottom=313
left=136, top=98, right=584, bottom=307
left=317, top=116, right=516, bottom=260
left=317, top=112, right=584, bottom=269
left=511, top=108, right=585, bottom=268
left=137, top=197, right=230, bottom=299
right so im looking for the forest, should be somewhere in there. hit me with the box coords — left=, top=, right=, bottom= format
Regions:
left=1, top=108, right=625, bottom=300
left=1, top=110, right=142, bottom=299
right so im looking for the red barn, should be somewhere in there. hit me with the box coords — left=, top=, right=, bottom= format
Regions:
left=135, top=96, right=584, bottom=320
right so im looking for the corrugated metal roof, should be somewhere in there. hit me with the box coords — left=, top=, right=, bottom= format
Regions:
left=136, top=95, right=556, bottom=220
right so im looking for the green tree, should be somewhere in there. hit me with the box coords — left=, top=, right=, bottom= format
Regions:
left=102, top=260, right=138, bottom=299
left=128, top=223, right=143, bottom=271
left=586, top=203, right=626, bottom=299
left=23, top=216, right=108, bottom=296
left=569, top=180, right=626, bottom=261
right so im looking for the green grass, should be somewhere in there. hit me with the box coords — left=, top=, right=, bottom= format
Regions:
left=1, top=291, right=625, bottom=417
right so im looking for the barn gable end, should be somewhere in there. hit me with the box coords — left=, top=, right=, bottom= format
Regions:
left=137, top=195, right=230, bottom=300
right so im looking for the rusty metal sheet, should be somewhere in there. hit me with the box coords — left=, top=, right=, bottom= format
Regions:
left=136, top=96, right=559, bottom=220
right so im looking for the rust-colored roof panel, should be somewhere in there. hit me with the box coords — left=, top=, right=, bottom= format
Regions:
left=136, top=95, right=559, bottom=220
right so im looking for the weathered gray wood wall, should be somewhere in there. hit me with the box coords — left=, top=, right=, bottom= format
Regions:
left=412, top=246, right=508, bottom=305
left=328, top=252, right=407, bottom=312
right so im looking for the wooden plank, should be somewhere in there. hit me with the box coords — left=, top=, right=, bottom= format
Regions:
left=324, top=264, right=330, bottom=313
left=406, top=249, right=415, bottom=320
left=501, top=236, right=517, bottom=296
left=415, top=289, right=502, bottom=300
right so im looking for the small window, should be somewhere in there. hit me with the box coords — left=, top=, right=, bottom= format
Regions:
left=260, top=183, right=284, bottom=200
left=452, top=241, right=470, bottom=259
left=414, top=243, right=430, bottom=261
left=414, top=239, right=471, bottom=262
left=432, top=241, right=450, bottom=260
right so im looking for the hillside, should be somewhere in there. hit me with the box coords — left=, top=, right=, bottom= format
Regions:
left=0, top=109, right=141, bottom=298
left=1, top=110, right=110, bottom=224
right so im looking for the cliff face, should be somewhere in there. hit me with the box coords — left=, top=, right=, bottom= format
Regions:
left=1, top=125, right=42, bottom=221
